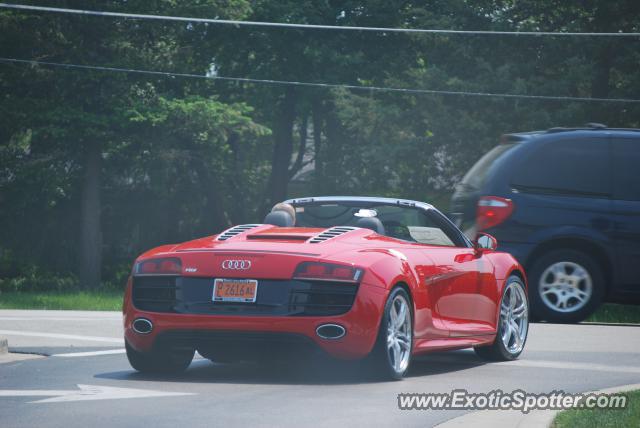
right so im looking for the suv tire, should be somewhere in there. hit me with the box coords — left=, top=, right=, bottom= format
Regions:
left=529, top=249, right=604, bottom=323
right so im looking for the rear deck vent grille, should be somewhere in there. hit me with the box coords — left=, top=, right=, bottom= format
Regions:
left=217, top=224, right=261, bottom=241
left=309, top=226, right=357, bottom=243
left=246, top=234, right=309, bottom=241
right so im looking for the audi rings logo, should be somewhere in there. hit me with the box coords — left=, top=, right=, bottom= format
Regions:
left=221, top=259, right=252, bottom=270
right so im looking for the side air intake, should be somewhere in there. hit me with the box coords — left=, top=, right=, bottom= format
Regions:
left=309, top=226, right=357, bottom=244
left=216, top=224, right=261, bottom=241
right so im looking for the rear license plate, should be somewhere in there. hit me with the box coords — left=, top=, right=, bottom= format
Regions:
left=213, top=279, right=258, bottom=303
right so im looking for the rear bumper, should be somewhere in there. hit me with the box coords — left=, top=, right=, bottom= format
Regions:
left=124, top=282, right=387, bottom=360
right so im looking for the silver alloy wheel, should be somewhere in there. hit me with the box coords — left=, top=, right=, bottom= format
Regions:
left=386, top=294, right=412, bottom=374
left=500, top=281, right=528, bottom=355
left=539, top=261, right=592, bottom=313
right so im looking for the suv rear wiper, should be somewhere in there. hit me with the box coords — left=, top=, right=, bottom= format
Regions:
left=455, top=182, right=478, bottom=191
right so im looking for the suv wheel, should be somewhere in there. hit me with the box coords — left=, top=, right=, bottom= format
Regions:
left=529, top=249, right=604, bottom=323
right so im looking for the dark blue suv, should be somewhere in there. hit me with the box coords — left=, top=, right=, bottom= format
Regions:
left=451, top=125, right=640, bottom=323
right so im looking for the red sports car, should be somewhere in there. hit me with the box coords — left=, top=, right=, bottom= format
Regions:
left=123, top=196, right=529, bottom=379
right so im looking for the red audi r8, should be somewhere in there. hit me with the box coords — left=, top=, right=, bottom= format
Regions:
left=123, top=196, right=529, bottom=380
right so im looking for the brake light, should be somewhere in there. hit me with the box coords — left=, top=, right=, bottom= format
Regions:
left=134, top=257, right=182, bottom=275
left=476, top=196, right=514, bottom=230
left=293, top=262, right=363, bottom=283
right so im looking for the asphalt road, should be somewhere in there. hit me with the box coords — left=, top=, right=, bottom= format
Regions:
left=1, top=310, right=639, bottom=428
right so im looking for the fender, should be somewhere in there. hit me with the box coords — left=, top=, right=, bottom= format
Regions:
left=521, top=225, right=614, bottom=266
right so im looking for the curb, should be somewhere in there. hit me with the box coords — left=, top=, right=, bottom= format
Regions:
left=0, top=336, right=46, bottom=364
left=580, top=322, right=640, bottom=327
left=436, top=382, right=640, bottom=428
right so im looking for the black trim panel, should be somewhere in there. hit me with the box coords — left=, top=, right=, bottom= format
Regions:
left=132, top=276, right=358, bottom=316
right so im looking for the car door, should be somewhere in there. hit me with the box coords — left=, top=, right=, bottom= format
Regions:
left=419, top=210, right=498, bottom=336
left=611, top=137, right=640, bottom=291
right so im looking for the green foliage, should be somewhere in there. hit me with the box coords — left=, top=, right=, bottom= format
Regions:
left=588, top=304, right=640, bottom=324
left=553, top=389, right=640, bottom=428
left=0, top=266, right=78, bottom=292
left=0, top=291, right=123, bottom=311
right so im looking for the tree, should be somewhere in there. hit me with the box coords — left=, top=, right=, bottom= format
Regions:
left=0, top=0, right=257, bottom=288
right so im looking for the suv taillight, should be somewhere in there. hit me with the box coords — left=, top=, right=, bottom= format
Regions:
left=476, top=196, right=514, bottom=230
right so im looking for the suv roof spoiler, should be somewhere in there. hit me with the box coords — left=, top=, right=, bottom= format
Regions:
left=501, top=124, right=640, bottom=141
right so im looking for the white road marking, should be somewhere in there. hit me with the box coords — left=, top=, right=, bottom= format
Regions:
left=0, top=317, right=120, bottom=321
left=0, top=330, right=122, bottom=344
left=0, top=384, right=195, bottom=403
left=497, top=359, right=640, bottom=374
left=52, top=349, right=126, bottom=357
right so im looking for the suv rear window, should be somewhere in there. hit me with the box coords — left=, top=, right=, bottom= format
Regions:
left=511, top=139, right=610, bottom=197
left=459, top=143, right=516, bottom=189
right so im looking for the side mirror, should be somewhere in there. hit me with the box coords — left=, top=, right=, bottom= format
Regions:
left=474, top=232, right=497, bottom=253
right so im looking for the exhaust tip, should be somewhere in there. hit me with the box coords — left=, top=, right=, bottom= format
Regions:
left=132, top=318, right=153, bottom=334
left=316, top=323, right=346, bottom=340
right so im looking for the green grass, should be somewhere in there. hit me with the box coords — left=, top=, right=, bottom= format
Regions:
left=0, top=290, right=123, bottom=311
left=553, top=389, right=639, bottom=428
left=587, top=303, right=640, bottom=324
left=0, top=289, right=638, bottom=323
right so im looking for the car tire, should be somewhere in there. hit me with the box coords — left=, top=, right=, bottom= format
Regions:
left=528, top=249, right=604, bottom=323
left=368, top=287, right=413, bottom=381
left=126, top=341, right=194, bottom=373
left=474, top=275, right=529, bottom=361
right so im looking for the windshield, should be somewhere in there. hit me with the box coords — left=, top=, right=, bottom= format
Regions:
left=293, top=202, right=455, bottom=246
left=460, top=143, right=516, bottom=190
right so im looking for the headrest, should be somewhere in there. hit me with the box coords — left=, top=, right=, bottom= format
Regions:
left=355, top=217, right=385, bottom=235
left=264, top=210, right=294, bottom=227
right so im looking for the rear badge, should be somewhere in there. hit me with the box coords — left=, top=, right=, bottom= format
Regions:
left=185, top=267, right=198, bottom=273
left=221, top=260, right=252, bottom=270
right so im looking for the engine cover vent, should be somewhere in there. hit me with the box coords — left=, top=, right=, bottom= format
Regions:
left=308, top=226, right=357, bottom=244
left=216, top=224, right=261, bottom=241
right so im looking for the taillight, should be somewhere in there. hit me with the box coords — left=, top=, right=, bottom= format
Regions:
left=293, top=262, right=363, bottom=283
left=476, top=196, right=514, bottom=230
left=134, top=257, right=182, bottom=275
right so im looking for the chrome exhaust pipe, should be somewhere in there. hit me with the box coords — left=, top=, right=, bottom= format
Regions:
left=316, top=324, right=346, bottom=340
left=132, top=318, right=153, bottom=334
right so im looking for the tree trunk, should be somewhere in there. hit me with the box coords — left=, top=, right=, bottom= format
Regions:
left=588, top=4, right=614, bottom=123
left=79, top=143, right=102, bottom=289
left=591, top=46, right=613, bottom=100
left=266, top=87, right=297, bottom=207
left=311, top=97, right=324, bottom=193
left=323, top=101, right=343, bottom=193
left=289, top=113, right=308, bottom=179
left=198, top=160, right=230, bottom=234
left=227, top=133, right=246, bottom=225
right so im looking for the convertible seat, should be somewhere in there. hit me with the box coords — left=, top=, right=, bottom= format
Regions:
left=355, top=217, right=385, bottom=235
left=264, top=210, right=295, bottom=227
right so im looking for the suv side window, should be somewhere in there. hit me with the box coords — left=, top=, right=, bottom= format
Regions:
left=613, top=138, right=640, bottom=201
left=511, top=139, right=611, bottom=197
